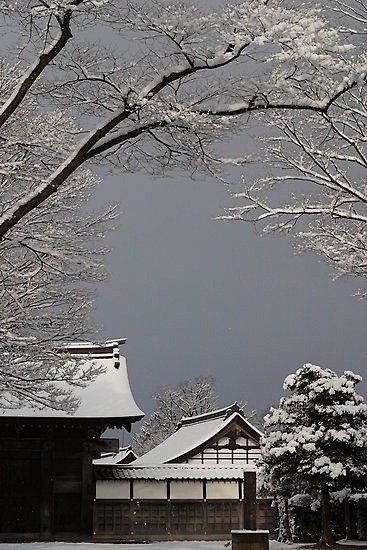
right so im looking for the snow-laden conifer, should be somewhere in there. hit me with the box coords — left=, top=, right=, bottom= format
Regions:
left=261, top=364, right=367, bottom=545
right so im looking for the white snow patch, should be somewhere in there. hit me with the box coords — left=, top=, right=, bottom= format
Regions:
left=0, top=543, right=337, bottom=550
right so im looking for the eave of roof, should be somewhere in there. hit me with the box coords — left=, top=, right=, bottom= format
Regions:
left=0, top=341, right=144, bottom=424
left=95, top=463, right=256, bottom=481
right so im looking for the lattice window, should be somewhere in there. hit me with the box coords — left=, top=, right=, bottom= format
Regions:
left=133, top=502, right=167, bottom=534
left=95, top=501, right=130, bottom=533
left=170, top=502, right=204, bottom=534
left=207, top=502, right=240, bottom=533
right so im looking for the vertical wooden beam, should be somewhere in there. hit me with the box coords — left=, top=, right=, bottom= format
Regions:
left=238, top=479, right=244, bottom=529
left=243, top=471, right=257, bottom=529
left=344, top=499, right=352, bottom=540
left=81, top=442, right=95, bottom=535
left=129, top=480, right=134, bottom=535
left=166, top=481, right=171, bottom=536
left=40, top=440, right=53, bottom=537
left=203, top=500, right=208, bottom=536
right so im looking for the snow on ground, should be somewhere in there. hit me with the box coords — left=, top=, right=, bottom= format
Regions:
left=0, top=543, right=231, bottom=550
left=0, top=541, right=365, bottom=550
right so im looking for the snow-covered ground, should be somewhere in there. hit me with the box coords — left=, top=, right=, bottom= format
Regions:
left=0, top=542, right=290, bottom=550
left=0, top=541, right=365, bottom=550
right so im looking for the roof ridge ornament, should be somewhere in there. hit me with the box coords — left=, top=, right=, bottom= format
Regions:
left=178, top=402, right=244, bottom=428
left=225, top=402, right=243, bottom=418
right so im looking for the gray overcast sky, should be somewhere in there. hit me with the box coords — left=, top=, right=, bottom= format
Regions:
left=84, top=0, right=367, bottom=433
left=93, top=166, right=367, bottom=433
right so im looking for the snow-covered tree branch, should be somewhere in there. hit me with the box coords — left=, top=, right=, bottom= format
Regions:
left=132, top=376, right=219, bottom=455
left=132, top=375, right=257, bottom=456
left=0, top=0, right=362, bottom=238
left=223, top=0, right=367, bottom=289
left=0, top=0, right=363, bottom=408
left=0, top=101, right=116, bottom=410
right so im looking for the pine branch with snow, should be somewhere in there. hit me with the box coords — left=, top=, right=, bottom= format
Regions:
left=260, top=363, right=367, bottom=545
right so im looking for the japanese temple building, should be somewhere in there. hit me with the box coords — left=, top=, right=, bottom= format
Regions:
left=0, top=340, right=143, bottom=541
left=94, top=403, right=276, bottom=541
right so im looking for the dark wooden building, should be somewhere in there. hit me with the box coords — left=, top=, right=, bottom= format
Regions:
left=0, top=340, right=143, bottom=541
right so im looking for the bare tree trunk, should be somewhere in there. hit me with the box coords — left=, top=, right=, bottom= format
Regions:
left=284, top=498, right=293, bottom=543
left=320, top=485, right=335, bottom=546
left=344, top=498, right=352, bottom=541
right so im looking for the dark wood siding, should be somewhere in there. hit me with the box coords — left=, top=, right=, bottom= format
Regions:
left=95, top=499, right=244, bottom=539
left=0, top=455, right=41, bottom=533
left=0, top=419, right=112, bottom=540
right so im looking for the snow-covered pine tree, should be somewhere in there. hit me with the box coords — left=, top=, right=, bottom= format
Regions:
left=261, top=364, right=367, bottom=545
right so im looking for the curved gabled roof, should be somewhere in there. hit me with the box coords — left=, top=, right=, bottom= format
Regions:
left=133, top=403, right=262, bottom=465
left=0, top=341, right=144, bottom=423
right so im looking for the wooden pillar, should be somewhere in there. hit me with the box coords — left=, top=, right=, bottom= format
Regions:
left=129, top=480, right=134, bottom=535
left=167, top=480, right=171, bottom=535
left=40, top=440, right=54, bottom=537
left=239, top=501, right=245, bottom=529
left=239, top=479, right=244, bottom=529
left=232, top=529, right=269, bottom=550
left=203, top=480, right=207, bottom=535
left=344, top=498, right=352, bottom=540
left=243, top=471, right=257, bottom=530
left=81, top=442, right=96, bottom=535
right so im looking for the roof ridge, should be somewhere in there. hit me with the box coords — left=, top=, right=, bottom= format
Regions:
left=177, top=402, right=243, bottom=428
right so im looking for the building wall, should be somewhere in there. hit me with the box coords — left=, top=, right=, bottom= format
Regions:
left=206, top=481, right=239, bottom=500
left=0, top=424, right=100, bottom=540
left=134, top=480, right=167, bottom=500
left=188, top=435, right=261, bottom=465
left=94, top=499, right=243, bottom=540
left=96, top=479, right=242, bottom=501
left=93, top=474, right=278, bottom=541
left=97, top=480, right=131, bottom=499
left=93, top=498, right=277, bottom=541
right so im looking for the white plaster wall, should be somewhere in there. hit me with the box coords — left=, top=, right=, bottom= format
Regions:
left=133, top=480, right=167, bottom=500
left=232, top=457, right=251, bottom=465
left=232, top=450, right=248, bottom=464
left=249, top=450, right=261, bottom=461
left=202, top=449, right=216, bottom=458
left=170, top=480, right=203, bottom=500
left=218, top=449, right=232, bottom=461
left=206, top=481, right=239, bottom=500
left=96, top=480, right=130, bottom=499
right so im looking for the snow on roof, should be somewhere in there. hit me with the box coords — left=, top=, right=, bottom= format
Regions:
left=133, top=403, right=262, bottom=465
left=93, top=446, right=138, bottom=465
left=179, top=403, right=263, bottom=437
left=0, top=340, right=144, bottom=421
left=95, top=463, right=256, bottom=481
